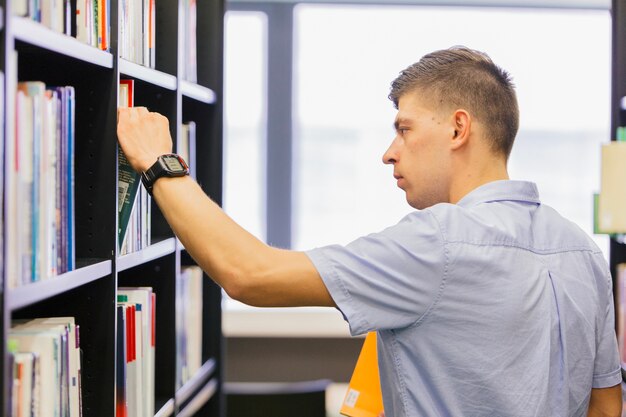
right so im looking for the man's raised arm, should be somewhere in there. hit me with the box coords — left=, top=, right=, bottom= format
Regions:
left=117, top=107, right=335, bottom=308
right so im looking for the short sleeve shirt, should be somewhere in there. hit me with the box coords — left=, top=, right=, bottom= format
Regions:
left=306, top=180, right=620, bottom=417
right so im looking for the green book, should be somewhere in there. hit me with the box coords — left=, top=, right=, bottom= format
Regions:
left=118, top=150, right=139, bottom=251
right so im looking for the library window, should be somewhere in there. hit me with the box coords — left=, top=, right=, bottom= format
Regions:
left=224, top=11, right=268, bottom=241
left=292, top=5, right=611, bottom=253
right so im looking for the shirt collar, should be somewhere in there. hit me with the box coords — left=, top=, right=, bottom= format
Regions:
left=456, top=180, right=541, bottom=208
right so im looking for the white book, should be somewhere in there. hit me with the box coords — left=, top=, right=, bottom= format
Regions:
left=12, top=0, right=28, bottom=16
left=9, top=331, right=61, bottom=417
left=186, top=266, right=203, bottom=376
left=27, top=318, right=80, bottom=417
left=14, top=352, right=36, bottom=417
left=119, top=287, right=155, bottom=417
left=13, top=322, right=70, bottom=417
left=76, top=0, right=88, bottom=43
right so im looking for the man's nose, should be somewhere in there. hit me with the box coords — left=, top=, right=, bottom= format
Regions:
left=382, top=137, right=399, bottom=165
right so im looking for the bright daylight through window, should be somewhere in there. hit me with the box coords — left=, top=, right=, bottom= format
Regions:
left=293, top=5, right=610, bottom=253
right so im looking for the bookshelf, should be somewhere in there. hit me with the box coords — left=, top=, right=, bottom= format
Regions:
left=611, top=0, right=626, bottom=381
left=2, top=0, right=224, bottom=414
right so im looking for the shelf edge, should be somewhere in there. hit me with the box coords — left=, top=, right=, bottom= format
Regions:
left=176, top=378, right=218, bottom=417
left=8, top=260, right=113, bottom=310
left=119, top=59, right=177, bottom=91
left=175, top=359, right=217, bottom=405
left=117, top=238, right=177, bottom=272
left=12, top=17, right=113, bottom=68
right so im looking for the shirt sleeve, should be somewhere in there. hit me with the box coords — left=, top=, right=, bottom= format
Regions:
left=592, top=271, right=621, bottom=388
left=306, top=210, right=446, bottom=336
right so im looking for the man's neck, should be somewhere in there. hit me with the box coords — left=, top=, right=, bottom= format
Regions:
left=449, top=161, right=509, bottom=205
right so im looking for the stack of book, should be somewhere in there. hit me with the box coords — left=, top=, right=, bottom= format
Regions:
left=13, top=0, right=111, bottom=50
left=8, top=82, right=76, bottom=288
left=181, top=0, right=197, bottom=82
left=8, top=317, right=82, bottom=417
left=119, top=0, right=155, bottom=68
left=176, top=266, right=203, bottom=387
left=118, top=80, right=151, bottom=255
left=116, top=288, right=156, bottom=417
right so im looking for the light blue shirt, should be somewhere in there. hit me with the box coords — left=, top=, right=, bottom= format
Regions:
left=307, top=180, right=620, bottom=417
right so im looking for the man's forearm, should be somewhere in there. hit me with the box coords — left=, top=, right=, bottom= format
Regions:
left=587, top=385, right=622, bottom=417
left=149, top=175, right=335, bottom=307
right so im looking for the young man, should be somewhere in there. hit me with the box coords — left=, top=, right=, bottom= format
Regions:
left=117, top=46, right=622, bottom=416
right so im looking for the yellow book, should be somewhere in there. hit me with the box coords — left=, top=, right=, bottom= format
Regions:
left=340, top=332, right=384, bottom=417
left=598, top=141, right=626, bottom=233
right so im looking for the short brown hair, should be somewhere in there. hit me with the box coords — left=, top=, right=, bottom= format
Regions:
left=389, top=46, right=519, bottom=159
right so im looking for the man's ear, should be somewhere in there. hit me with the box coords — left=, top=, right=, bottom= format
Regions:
left=450, top=109, right=471, bottom=150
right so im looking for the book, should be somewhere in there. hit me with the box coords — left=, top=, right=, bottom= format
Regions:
left=9, top=317, right=83, bottom=417
left=340, top=332, right=384, bottom=417
left=176, top=266, right=203, bottom=387
left=117, top=79, right=140, bottom=253
left=11, top=83, right=76, bottom=288
left=116, top=304, right=128, bottom=417
left=119, top=0, right=155, bottom=67
left=119, top=287, right=156, bottom=417
left=598, top=141, right=626, bottom=233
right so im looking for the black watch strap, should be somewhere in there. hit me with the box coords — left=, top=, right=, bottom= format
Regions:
left=141, top=154, right=189, bottom=196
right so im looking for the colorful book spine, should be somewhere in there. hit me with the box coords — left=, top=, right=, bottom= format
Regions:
left=8, top=317, right=82, bottom=417
left=9, top=82, right=76, bottom=288
left=13, top=0, right=109, bottom=50
left=117, top=288, right=156, bottom=416
left=119, top=0, right=156, bottom=67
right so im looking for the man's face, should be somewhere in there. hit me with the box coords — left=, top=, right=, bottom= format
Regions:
left=383, top=91, right=453, bottom=209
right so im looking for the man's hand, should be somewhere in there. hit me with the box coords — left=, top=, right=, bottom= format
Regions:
left=117, top=107, right=173, bottom=173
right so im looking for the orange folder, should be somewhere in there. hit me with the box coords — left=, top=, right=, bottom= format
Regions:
left=340, top=332, right=384, bottom=417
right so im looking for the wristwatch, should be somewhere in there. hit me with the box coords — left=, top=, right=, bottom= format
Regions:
left=141, top=153, right=190, bottom=195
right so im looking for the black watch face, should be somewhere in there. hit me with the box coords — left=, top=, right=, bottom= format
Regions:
left=162, top=154, right=188, bottom=173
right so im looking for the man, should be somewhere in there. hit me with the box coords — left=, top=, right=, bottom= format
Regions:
left=117, top=46, right=622, bottom=416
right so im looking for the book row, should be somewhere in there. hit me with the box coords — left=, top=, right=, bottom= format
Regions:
left=119, top=0, right=155, bottom=67
left=176, top=266, right=204, bottom=388
left=13, top=0, right=201, bottom=78
left=8, top=317, right=82, bottom=417
left=117, top=287, right=156, bottom=417
left=8, top=82, right=76, bottom=288
left=14, top=0, right=112, bottom=51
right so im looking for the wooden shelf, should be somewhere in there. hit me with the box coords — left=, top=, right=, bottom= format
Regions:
left=8, top=260, right=112, bottom=311
left=117, top=238, right=177, bottom=272
left=180, top=80, right=217, bottom=104
left=12, top=17, right=113, bottom=68
left=119, top=58, right=177, bottom=90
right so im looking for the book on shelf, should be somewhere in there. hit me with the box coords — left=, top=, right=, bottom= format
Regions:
left=13, top=0, right=110, bottom=50
left=119, top=0, right=155, bottom=67
left=9, top=82, right=75, bottom=288
left=8, top=317, right=82, bottom=417
left=598, top=141, right=626, bottom=233
left=116, top=288, right=156, bottom=417
left=176, top=265, right=203, bottom=388
left=340, top=332, right=383, bottom=417
left=116, top=304, right=128, bottom=417
left=179, top=121, right=196, bottom=179
left=181, top=0, right=197, bottom=82
left=118, top=79, right=151, bottom=255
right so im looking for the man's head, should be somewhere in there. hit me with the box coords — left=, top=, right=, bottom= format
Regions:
left=383, top=46, right=519, bottom=209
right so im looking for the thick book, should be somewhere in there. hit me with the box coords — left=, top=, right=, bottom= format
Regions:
left=340, top=332, right=384, bottom=417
